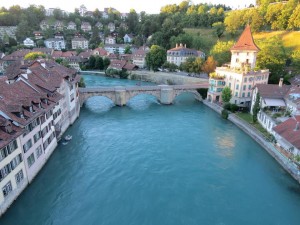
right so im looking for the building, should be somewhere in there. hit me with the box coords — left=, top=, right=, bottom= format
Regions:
left=0, top=61, right=80, bottom=215
left=72, top=37, right=89, bottom=50
left=23, top=38, right=35, bottom=47
left=44, top=38, right=66, bottom=50
left=132, top=47, right=148, bottom=68
left=95, top=22, right=103, bottom=30
left=105, top=36, right=116, bottom=45
left=93, top=48, right=108, bottom=57
left=104, top=44, right=137, bottom=55
left=167, top=43, right=205, bottom=67
left=108, top=22, right=115, bottom=32
left=46, top=8, right=55, bottom=16
left=0, top=59, right=80, bottom=215
left=273, top=116, right=300, bottom=157
left=67, top=22, right=77, bottom=30
left=0, top=113, right=27, bottom=217
left=53, top=21, right=64, bottom=31
left=33, top=31, right=43, bottom=40
left=123, top=34, right=134, bottom=43
left=207, top=25, right=269, bottom=107
left=81, top=22, right=91, bottom=32
left=40, top=20, right=49, bottom=31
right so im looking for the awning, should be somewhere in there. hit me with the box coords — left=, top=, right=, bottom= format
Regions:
left=264, top=98, right=286, bottom=107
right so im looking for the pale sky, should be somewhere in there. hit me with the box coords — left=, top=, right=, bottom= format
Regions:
left=1, top=0, right=256, bottom=14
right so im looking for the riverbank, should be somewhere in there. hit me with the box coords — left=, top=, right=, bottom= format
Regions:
left=80, top=70, right=208, bottom=86
left=203, top=100, right=300, bottom=184
left=129, top=70, right=207, bottom=85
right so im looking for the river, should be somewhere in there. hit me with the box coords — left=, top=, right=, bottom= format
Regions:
left=1, top=74, right=300, bottom=225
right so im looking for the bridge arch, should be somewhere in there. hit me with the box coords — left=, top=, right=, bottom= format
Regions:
left=173, top=90, right=202, bottom=101
left=80, top=92, right=116, bottom=107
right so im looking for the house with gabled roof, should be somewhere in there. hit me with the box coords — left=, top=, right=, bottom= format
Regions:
left=81, top=22, right=91, bottom=32
left=108, top=22, right=115, bottom=32
left=67, top=21, right=77, bottom=30
left=40, top=20, right=50, bottom=31
left=123, top=34, right=134, bottom=43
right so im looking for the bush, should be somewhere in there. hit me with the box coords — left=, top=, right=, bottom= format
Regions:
left=230, top=104, right=239, bottom=113
left=223, top=102, right=231, bottom=110
left=221, top=109, right=229, bottom=119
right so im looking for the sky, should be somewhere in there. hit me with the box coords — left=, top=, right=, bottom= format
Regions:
left=1, top=0, right=256, bottom=14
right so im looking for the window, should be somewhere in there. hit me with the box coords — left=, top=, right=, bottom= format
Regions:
left=23, top=139, right=33, bottom=153
left=235, top=92, right=238, bottom=97
left=247, top=92, right=251, bottom=97
left=15, top=169, right=24, bottom=184
left=36, top=145, right=43, bottom=159
left=2, top=181, right=13, bottom=198
left=236, top=84, right=239, bottom=90
left=27, top=153, right=35, bottom=168
left=235, top=58, right=239, bottom=63
left=243, top=85, right=246, bottom=91
left=248, top=85, right=252, bottom=90
left=242, top=93, right=245, bottom=97
left=33, top=131, right=42, bottom=143
left=244, top=77, right=247, bottom=82
left=229, top=83, right=231, bottom=88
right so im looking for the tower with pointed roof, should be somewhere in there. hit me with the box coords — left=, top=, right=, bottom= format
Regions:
left=207, top=25, right=269, bottom=108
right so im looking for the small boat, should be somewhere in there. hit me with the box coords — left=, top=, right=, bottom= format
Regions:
left=62, top=141, right=68, bottom=145
left=64, top=135, right=72, bottom=141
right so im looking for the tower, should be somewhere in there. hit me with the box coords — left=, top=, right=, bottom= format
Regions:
left=230, top=25, right=260, bottom=70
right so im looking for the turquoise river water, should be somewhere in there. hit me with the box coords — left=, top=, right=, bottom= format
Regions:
left=1, top=74, right=300, bottom=225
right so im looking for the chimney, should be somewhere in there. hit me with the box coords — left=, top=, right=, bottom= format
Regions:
left=295, top=122, right=300, bottom=131
left=176, top=43, right=178, bottom=48
left=279, top=78, right=283, bottom=87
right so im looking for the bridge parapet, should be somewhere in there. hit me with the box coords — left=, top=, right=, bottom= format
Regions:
left=79, top=84, right=207, bottom=107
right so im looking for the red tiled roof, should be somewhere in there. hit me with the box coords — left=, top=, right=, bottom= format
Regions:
left=273, top=116, right=300, bottom=149
left=231, top=25, right=259, bottom=51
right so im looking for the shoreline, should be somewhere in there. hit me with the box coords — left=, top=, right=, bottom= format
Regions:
left=202, top=100, right=300, bottom=184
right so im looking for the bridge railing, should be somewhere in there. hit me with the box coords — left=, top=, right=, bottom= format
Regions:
left=79, top=83, right=209, bottom=93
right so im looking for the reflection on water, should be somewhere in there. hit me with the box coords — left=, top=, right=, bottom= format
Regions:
left=127, top=94, right=160, bottom=111
left=85, top=97, right=115, bottom=114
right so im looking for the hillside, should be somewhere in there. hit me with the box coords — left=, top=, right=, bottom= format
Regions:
left=184, top=28, right=300, bottom=53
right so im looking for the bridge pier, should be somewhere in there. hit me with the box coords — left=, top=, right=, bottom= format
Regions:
left=115, top=89, right=127, bottom=106
left=159, top=85, right=174, bottom=105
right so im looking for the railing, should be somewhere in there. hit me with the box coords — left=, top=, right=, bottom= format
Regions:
left=79, top=84, right=209, bottom=93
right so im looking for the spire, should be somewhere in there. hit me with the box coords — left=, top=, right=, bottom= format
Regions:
left=230, top=25, right=259, bottom=51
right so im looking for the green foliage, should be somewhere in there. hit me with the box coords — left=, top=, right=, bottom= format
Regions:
left=256, top=36, right=287, bottom=84
left=252, top=92, right=260, bottom=123
left=162, top=61, right=178, bottom=72
left=291, top=50, right=300, bottom=71
left=221, top=109, right=229, bottom=119
left=201, top=56, right=217, bottom=74
left=103, top=58, right=111, bottom=70
left=124, top=45, right=132, bottom=54
left=212, top=22, right=225, bottom=38
left=223, top=102, right=231, bottom=110
left=24, top=52, right=46, bottom=60
left=210, top=41, right=234, bottom=66
left=78, top=77, right=86, bottom=88
left=221, top=86, right=232, bottom=103
left=106, top=68, right=129, bottom=79
left=230, top=104, right=239, bottom=113
left=180, top=57, right=204, bottom=73
left=145, top=45, right=166, bottom=71
left=94, top=56, right=104, bottom=70
left=88, top=55, right=96, bottom=69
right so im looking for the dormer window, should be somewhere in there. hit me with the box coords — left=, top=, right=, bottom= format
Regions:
left=5, top=124, right=13, bottom=134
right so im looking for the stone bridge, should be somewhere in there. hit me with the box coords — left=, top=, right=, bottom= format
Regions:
left=79, top=84, right=209, bottom=107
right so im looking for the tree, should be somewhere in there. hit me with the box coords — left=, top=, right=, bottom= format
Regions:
left=124, top=45, right=132, bottom=54
left=78, top=77, right=86, bottom=88
left=94, top=56, right=104, bottom=70
left=291, top=50, right=300, bottom=72
left=145, top=45, right=167, bottom=71
left=256, top=36, right=287, bottom=84
left=252, top=92, right=260, bottom=122
left=24, top=52, right=46, bottom=60
left=288, top=4, right=300, bottom=30
left=222, top=86, right=232, bottom=103
left=88, top=55, right=96, bottom=69
left=201, top=56, right=217, bottom=74
left=210, top=41, right=234, bottom=66
left=212, top=22, right=225, bottom=38
left=103, top=57, right=111, bottom=69
left=224, top=10, right=244, bottom=35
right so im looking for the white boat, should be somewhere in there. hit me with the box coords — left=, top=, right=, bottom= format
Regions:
left=64, top=135, right=72, bottom=141
left=62, top=141, right=68, bottom=145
